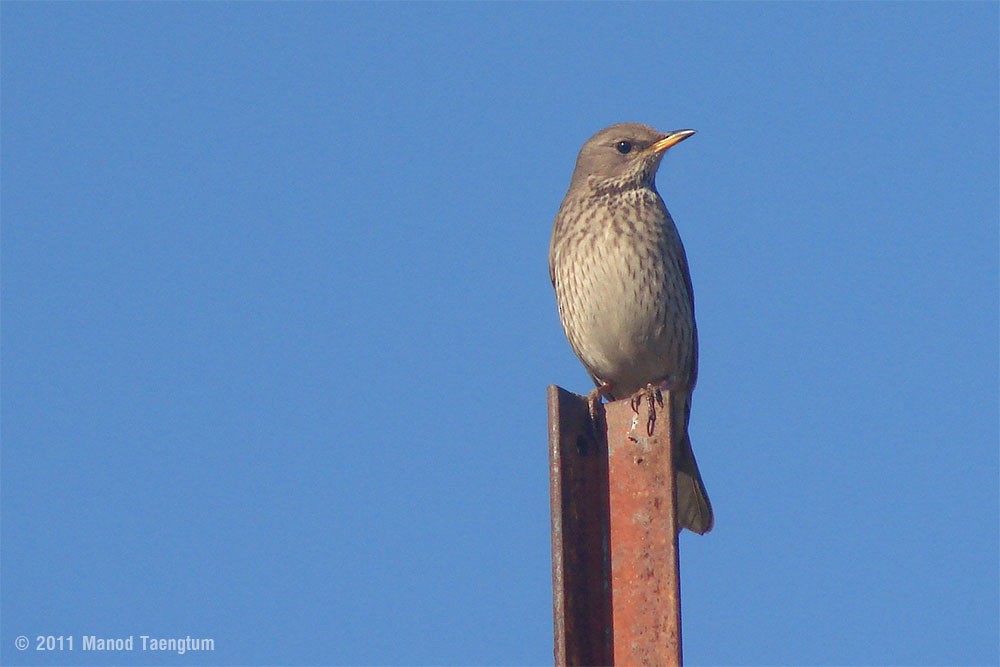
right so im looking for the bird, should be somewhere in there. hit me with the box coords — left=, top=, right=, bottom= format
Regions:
left=549, top=122, right=713, bottom=534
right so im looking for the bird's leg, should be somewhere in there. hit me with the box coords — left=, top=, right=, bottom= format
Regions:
left=647, top=385, right=665, bottom=436
left=629, top=383, right=666, bottom=436
left=586, top=381, right=613, bottom=424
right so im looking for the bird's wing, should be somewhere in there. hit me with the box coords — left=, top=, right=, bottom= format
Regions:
left=679, top=242, right=699, bottom=389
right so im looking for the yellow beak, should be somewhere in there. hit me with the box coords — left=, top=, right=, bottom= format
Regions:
left=650, top=129, right=696, bottom=154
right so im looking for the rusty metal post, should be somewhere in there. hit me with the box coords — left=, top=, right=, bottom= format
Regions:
left=604, top=389, right=682, bottom=666
left=548, top=386, right=614, bottom=666
left=548, top=385, right=682, bottom=667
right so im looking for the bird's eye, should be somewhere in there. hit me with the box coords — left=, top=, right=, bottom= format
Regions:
left=616, top=140, right=632, bottom=154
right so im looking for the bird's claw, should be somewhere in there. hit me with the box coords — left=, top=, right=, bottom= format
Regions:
left=586, top=382, right=613, bottom=429
left=629, top=384, right=664, bottom=436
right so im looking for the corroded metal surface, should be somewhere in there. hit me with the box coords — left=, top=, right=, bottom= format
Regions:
left=549, top=385, right=681, bottom=667
left=606, top=393, right=682, bottom=666
left=548, top=386, right=613, bottom=666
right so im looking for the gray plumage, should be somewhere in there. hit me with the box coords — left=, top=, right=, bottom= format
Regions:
left=549, top=122, right=713, bottom=534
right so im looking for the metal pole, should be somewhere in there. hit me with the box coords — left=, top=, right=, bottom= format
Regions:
left=548, top=385, right=682, bottom=667
left=548, top=386, right=614, bottom=666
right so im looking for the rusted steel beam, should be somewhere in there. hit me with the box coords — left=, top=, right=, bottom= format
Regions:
left=548, top=386, right=614, bottom=666
left=548, top=385, right=682, bottom=667
left=605, top=390, right=682, bottom=666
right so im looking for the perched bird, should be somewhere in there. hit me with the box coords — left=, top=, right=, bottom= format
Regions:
left=549, top=122, right=713, bottom=534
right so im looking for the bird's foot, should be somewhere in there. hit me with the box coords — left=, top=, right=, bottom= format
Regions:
left=630, top=383, right=665, bottom=436
left=585, top=381, right=613, bottom=426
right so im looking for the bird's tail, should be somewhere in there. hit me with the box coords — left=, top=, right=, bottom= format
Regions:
left=674, top=394, right=714, bottom=534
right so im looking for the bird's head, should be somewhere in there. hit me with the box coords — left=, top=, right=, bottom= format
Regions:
left=568, top=123, right=695, bottom=195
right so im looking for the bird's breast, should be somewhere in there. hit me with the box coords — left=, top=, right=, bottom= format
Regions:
left=551, top=191, right=695, bottom=394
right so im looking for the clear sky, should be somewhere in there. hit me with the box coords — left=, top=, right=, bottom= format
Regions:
left=2, top=3, right=997, bottom=666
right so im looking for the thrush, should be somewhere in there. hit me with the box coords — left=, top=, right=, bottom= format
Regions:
left=549, top=122, right=713, bottom=534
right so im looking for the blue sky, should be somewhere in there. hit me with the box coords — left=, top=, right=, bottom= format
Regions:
left=2, top=3, right=997, bottom=666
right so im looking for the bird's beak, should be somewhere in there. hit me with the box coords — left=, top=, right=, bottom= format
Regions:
left=650, top=129, right=696, bottom=154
